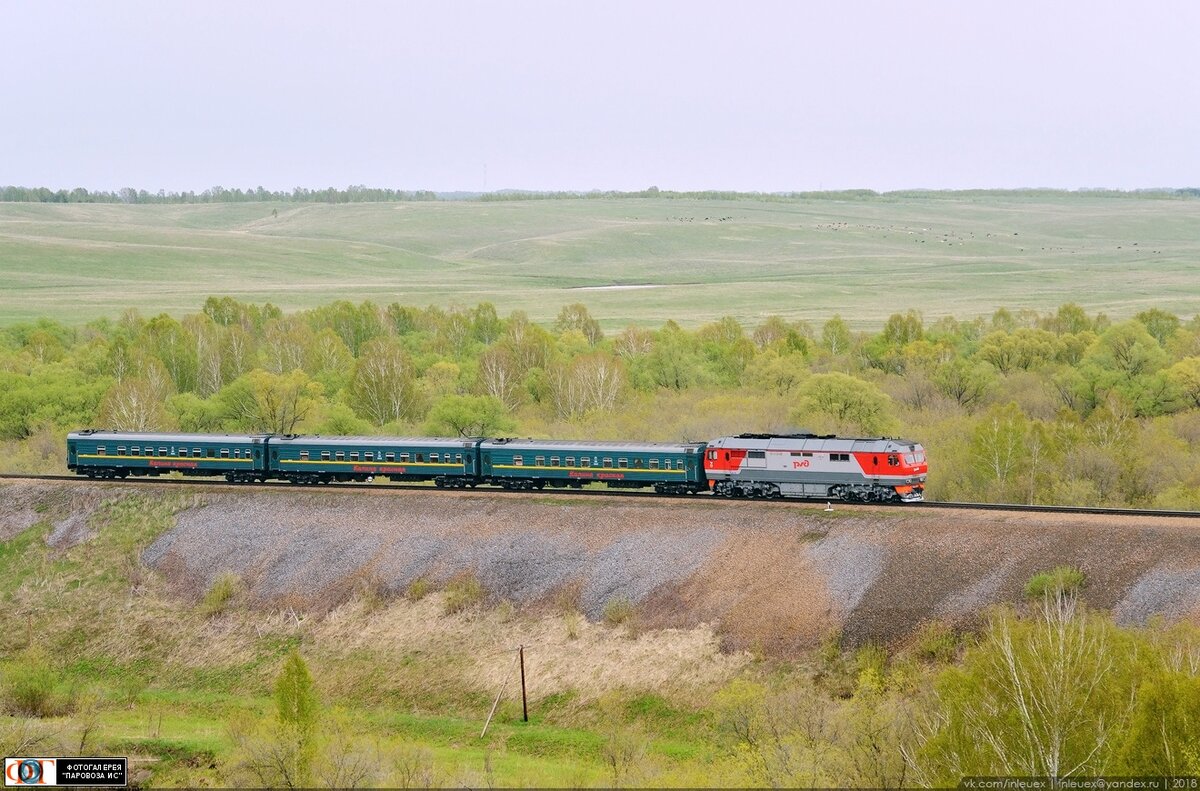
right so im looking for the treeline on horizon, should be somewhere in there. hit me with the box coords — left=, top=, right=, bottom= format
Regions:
left=3, top=184, right=1200, bottom=205
left=2, top=297, right=1200, bottom=509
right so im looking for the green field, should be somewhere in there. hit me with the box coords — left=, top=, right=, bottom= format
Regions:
left=1, top=194, right=1198, bottom=328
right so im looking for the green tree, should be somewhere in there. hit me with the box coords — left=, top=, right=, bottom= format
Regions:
left=792, top=373, right=898, bottom=435
left=349, top=338, right=417, bottom=425
left=554, top=303, right=604, bottom=345
left=1086, top=321, right=1167, bottom=379
left=821, top=315, right=852, bottom=355
left=218, top=369, right=322, bottom=434
left=423, top=395, right=515, bottom=437
left=912, top=589, right=1134, bottom=782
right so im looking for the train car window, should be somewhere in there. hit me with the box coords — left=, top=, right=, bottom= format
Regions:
left=889, top=455, right=900, bottom=466
left=566, top=456, right=575, bottom=467
left=364, top=452, right=374, bottom=461
left=385, top=452, right=395, bottom=462
left=428, top=453, right=437, bottom=463
left=536, top=456, right=545, bottom=466
left=634, top=459, right=643, bottom=468
left=336, top=451, right=345, bottom=461
left=117, top=446, right=126, bottom=455
left=904, top=454, right=915, bottom=464
left=97, top=446, right=106, bottom=456
left=550, top=456, right=560, bottom=467
left=220, top=449, right=230, bottom=458
left=254, top=449, right=261, bottom=459
left=272, top=451, right=278, bottom=460
left=618, top=458, right=628, bottom=468
left=159, top=447, right=168, bottom=455
left=649, top=459, right=659, bottom=469
left=181, top=449, right=191, bottom=458
left=206, top=449, right=214, bottom=458
left=194, top=448, right=202, bottom=457
left=350, top=452, right=359, bottom=461
left=146, top=448, right=154, bottom=457
left=749, top=451, right=765, bottom=459
left=456, top=454, right=463, bottom=464
left=513, top=455, right=523, bottom=466
left=131, top=447, right=140, bottom=456
left=322, top=451, right=332, bottom=461
left=416, top=453, right=424, bottom=462
left=400, top=453, right=409, bottom=462
left=234, top=449, right=241, bottom=458
left=603, top=458, right=613, bottom=468
left=300, top=451, right=310, bottom=461
left=678, top=459, right=686, bottom=469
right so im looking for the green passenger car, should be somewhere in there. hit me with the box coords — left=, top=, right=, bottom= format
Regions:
left=478, top=439, right=708, bottom=493
left=67, top=430, right=268, bottom=482
left=267, top=435, right=481, bottom=485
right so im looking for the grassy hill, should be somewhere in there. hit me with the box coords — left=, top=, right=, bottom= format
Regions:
left=2, top=193, right=1198, bottom=328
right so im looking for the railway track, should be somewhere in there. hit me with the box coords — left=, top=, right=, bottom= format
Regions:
left=2, top=472, right=1198, bottom=519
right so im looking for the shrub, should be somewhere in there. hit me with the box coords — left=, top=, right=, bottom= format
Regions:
left=1025, top=566, right=1085, bottom=600
left=912, top=620, right=961, bottom=664
left=405, top=577, right=431, bottom=602
left=602, top=596, right=636, bottom=627
left=2, top=650, right=72, bottom=717
left=199, top=571, right=241, bottom=617
left=443, top=574, right=485, bottom=615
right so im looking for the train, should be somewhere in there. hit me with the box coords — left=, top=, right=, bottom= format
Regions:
left=66, top=430, right=928, bottom=502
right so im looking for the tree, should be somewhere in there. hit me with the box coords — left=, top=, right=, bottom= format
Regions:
left=349, top=338, right=417, bottom=425
left=969, top=403, right=1028, bottom=496
left=910, top=583, right=1134, bottom=782
left=1167, top=357, right=1200, bottom=408
left=821, top=316, right=852, bottom=355
left=218, top=370, right=321, bottom=434
left=881, top=310, right=924, bottom=347
left=231, top=650, right=321, bottom=788
left=477, top=344, right=523, bottom=410
left=933, top=359, right=994, bottom=410
left=98, top=377, right=170, bottom=431
left=1134, top=308, right=1180, bottom=347
left=792, top=373, right=897, bottom=435
left=1085, top=321, right=1167, bottom=379
left=555, top=303, right=604, bottom=345
left=423, top=395, right=515, bottom=437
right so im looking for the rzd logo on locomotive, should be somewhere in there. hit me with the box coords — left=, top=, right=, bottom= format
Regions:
left=4, top=758, right=56, bottom=786
left=791, top=459, right=810, bottom=469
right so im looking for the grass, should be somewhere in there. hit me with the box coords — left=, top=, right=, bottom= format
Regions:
left=0, top=487, right=733, bottom=785
left=2, top=194, right=1199, bottom=328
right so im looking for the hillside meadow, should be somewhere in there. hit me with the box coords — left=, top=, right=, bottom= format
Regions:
left=2, top=193, right=1199, bottom=327
left=4, top=483, right=1200, bottom=786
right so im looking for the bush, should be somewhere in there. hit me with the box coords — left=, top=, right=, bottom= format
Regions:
left=442, top=574, right=485, bottom=615
left=912, top=621, right=961, bottom=664
left=2, top=650, right=72, bottom=717
left=199, top=572, right=241, bottom=617
left=602, top=596, right=636, bottom=627
left=1025, top=566, right=1085, bottom=600
left=405, top=577, right=431, bottom=602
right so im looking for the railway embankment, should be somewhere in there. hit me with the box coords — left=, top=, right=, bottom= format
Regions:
left=6, top=480, right=1200, bottom=654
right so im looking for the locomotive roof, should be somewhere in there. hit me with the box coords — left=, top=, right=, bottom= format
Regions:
left=68, top=430, right=263, bottom=443
left=273, top=435, right=479, bottom=447
left=708, top=434, right=921, bottom=452
left=480, top=438, right=705, bottom=453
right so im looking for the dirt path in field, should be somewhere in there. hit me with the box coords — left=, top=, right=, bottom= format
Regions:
left=6, top=481, right=1200, bottom=654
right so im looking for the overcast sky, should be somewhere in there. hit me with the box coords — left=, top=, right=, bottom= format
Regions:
left=4, top=1, right=1198, bottom=193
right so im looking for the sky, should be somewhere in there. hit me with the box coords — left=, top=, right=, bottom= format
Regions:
left=4, top=1, right=1199, bottom=193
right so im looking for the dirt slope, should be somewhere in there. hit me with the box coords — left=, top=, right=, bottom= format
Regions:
left=9, top=481, right=1200, bottom=654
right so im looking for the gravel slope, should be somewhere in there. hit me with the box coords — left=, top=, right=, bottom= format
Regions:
left=7, top=481, right=1200, bottom=652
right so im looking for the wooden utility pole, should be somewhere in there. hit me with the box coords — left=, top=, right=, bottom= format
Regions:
left=519, top=644, right=528, bottom=722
